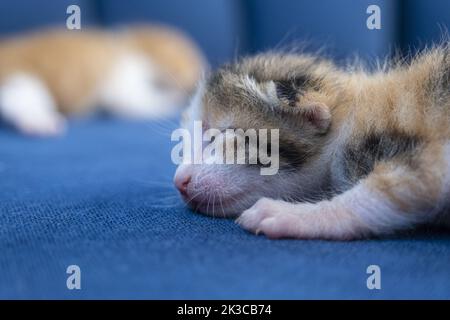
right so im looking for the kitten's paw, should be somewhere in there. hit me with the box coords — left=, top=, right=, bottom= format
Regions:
left=16, top=113, right=66, bottom=136
left=0, top=73, right=65, bottom=137
left=237, top=197, right=368, bottom=240
left=236, top=198, right=300, bottom=239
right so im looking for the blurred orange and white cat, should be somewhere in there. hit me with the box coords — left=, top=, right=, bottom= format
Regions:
left=0, top=26, right=204, bottom=135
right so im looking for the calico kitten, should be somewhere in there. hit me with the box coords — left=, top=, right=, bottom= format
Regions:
left=0, top=26, right=204, bottom=135
left=174, top=47, right=450, bottom=240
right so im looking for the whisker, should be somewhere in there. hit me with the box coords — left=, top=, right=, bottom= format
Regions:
left=132, top=179, right=175, bottom=188
left=206, top=192, right=212, bottom=217
left=218, top=193, right=226, bottom=218
left=146, top=123, right=174, bottom=137
left=184, top=191, right=204, bottom=207
left=212, top=192, right=216, bottom=218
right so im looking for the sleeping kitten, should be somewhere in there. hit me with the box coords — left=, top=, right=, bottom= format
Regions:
left=174, top=47, right=450, bottom=240
left=0, top=26, right=204, bottom=135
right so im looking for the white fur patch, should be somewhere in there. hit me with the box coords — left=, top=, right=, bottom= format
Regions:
left=239, top=76, right=274, bottom=105
left=0, top=73, right=64, bottom=135
left=336, top=182, right=413, bottom=233
left=97, top=52, right=181, bottom=119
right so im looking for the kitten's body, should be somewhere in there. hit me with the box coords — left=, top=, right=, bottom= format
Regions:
left=174, top=47, right=450, bottom=240
left=0, top=27, right=204, bottom=135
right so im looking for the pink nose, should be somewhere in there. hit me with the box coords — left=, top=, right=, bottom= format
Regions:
left=174, top=173, right=191, bottom=197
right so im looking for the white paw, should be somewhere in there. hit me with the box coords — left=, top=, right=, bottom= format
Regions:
left=0, top=73, right=65, bottom=136
left=15, top=113, right=66, bottom=136
left=237, top=197, right=370, bottom=240
left=98, top=53, right=181, bottom=119
left=236, top=198, right=304, bottom=239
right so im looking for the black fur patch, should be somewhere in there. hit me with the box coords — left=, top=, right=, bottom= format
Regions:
left=278, top=139, right=313, bottom=168
left=342, top=131, right=421, bottom=183
left=274, top=76, right=315, bottom=107
left=250, top=138, right=311, bottom=169
left=442, top=50, right=450, bottom=91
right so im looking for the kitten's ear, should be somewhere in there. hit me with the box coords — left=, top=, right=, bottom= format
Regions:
left=270, top=79, right=331, bottom=133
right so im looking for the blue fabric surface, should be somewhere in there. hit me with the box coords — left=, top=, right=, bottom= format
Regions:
left=1, top=0, right=450, bottom=67
left=99, top=0, right=244, bottom=67
left=0, top=118, right=449, bottom=299
left=244, top=0, right=399, bottom=59
left=0, top=0, right=101, bottom=35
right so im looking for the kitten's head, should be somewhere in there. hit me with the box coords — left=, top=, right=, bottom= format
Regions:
left=174, top=53, right=344, bottom=217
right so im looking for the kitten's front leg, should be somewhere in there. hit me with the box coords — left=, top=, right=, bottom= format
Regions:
left=237, top=158, right=446, bottom=240
left=236, top=195, right=370, bottom=240
left=0, top=73, right=65, bottom=136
